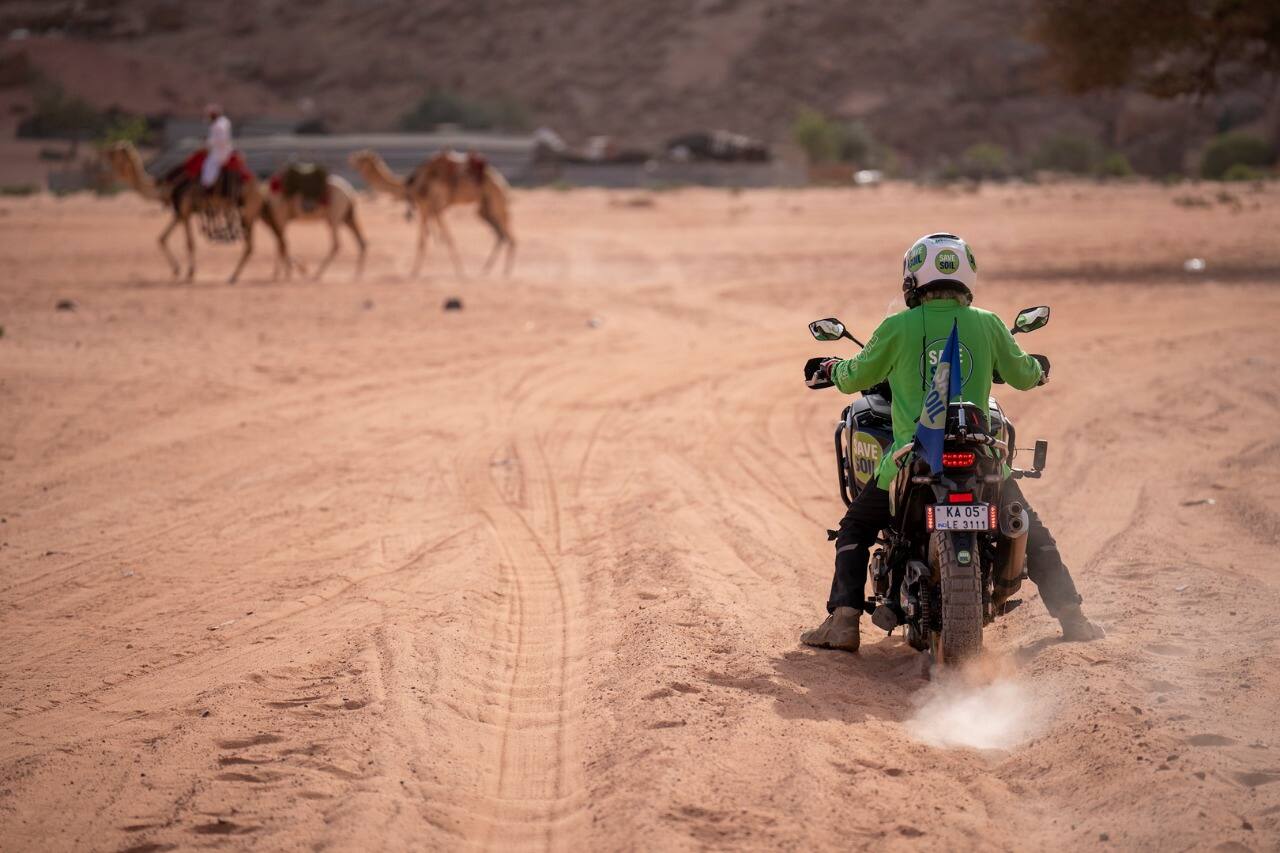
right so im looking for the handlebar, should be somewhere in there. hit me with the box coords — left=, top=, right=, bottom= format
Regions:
left=994, top=354, right=1047, bottom=387
left=809, top=320, right=1047, bottom=394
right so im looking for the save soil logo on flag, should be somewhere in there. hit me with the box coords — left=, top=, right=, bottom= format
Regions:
left=915, top=320, right=963, bottom=474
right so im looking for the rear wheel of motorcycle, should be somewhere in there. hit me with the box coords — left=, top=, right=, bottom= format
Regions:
left=929, top=530, right=983, bottom=666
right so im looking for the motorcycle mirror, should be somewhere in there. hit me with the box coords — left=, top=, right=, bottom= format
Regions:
left=1033, top=440, right=1048, bottom=471
left=1012, top=305, right=1051, bottom=334
left=809, top=317, right=847, bottom=342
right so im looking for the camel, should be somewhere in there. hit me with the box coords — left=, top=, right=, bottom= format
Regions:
left=262, top=167, right=367, bottom=281
left=349, top=148, right=515, bottom=277
left=102, top=141, right=286, bottom=283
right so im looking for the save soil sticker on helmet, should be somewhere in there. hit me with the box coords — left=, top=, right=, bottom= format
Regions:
left=935, top=248, right=961, bottom=276
left=851, top=430, right=884, bottom=486
left=907, top=242, right=928, bottom=273
left=921, top=338, right=974, bottom=386
left=965, top=245, right=977, bottom=272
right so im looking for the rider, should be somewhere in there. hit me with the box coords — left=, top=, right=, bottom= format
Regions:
left=800, top=233, right=1103, bottom=653
left=201, top=103, right=234, bottom=189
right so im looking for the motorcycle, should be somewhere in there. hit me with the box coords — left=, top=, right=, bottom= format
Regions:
left=806, top=306, right=1053, bottom=665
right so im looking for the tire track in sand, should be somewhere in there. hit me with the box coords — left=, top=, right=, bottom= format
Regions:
left=455, top=432, right=588, bottom=850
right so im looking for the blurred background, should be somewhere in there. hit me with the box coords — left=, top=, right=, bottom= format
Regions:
left=0, top=0, right=1277, bottom=192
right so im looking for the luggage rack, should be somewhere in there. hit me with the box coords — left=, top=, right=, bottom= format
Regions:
left=833, top=405, right=855, bottom=507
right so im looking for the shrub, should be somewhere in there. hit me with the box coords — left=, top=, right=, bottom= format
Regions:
left=1031, top=133, right=1099, bottom=174
left=792, top=109, right=882, bottom=167
left=1201, top=132, right=1275, bottom=180
left=17, top=84, right=102, bottom=139
left=17, top=85, right=151, bottom=146
left=99, top=114, right=149, bottom=147
left=958, top=143, right=1013, bottom=180
left=1095, top=151, right=1134, bottom=178
left=791, top=106, right=843, bottom=164
left=876, top=148, right=903, bottom=178
left=838, top=121, right=875, bottom=165
left=399, top=90, right=530, bottom=132
left=1221, top=163, right=1268, bottom=182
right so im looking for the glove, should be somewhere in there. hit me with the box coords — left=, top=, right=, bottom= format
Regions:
left=804, top=356, right=841, bottom=389
left=1032, top=354, right=1050, bottom=385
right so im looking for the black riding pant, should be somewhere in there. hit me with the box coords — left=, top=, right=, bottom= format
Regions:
left=826, top=480, right=1081, bottom=616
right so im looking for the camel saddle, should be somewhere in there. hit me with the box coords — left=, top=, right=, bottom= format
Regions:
left=175, top=149, right=252, bottom=206
left=466, top=151, right=487, bottom=183
left=280, top=163, right=329, bottom=206
left=211, top=167, right=245, bottom=205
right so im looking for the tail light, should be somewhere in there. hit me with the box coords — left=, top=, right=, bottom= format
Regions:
left=947, top=492, right=974, bottom=504
left=989, top=503, right=998, bottom=529
left=943, top=451, right=976, bottom=468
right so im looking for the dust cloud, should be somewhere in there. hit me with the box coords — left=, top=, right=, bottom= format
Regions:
left=905, top=658, right=1051, bottom=751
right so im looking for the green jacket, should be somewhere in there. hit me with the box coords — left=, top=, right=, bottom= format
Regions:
left=830, top=298, right=1043, bottom=490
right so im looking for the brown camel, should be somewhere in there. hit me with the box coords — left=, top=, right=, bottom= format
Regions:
left=263, top=167, right=367, bottom=281
left=103, top=141, right=286, bottom=283
left=349, top=148, right=515, bottom=277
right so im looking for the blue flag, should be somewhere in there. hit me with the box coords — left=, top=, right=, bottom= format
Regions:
left=914, top=320, right=963, bottom=474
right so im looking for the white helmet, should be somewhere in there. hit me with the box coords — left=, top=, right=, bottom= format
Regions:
left=901, top=232, right=977, bottom=307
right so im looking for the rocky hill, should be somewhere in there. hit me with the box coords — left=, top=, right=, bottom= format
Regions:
left=1, top=0, right=1274, bottom=175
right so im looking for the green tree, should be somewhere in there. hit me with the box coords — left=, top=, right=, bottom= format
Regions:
left=99, top=115, right=149, bottom=147
left=1031, top=133, right=1099, bottom=174
left=959, top=143, right=1013, bottom=180
left=791, top=107, right=843, bottom=164
left=1095, top=152, right=1134, bottom=178
left=17, top=84, right=102, bottom=139
left=1201, top=132, right=1275, bottom=179
left=1222, top=163, right=1268, bottom=181
left=838, top=121, right=876, bottom=165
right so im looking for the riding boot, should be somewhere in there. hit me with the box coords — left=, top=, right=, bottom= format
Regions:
left=800, top=606, right=861, bottom=652
left=1058, top=604, right=1104, bottom=642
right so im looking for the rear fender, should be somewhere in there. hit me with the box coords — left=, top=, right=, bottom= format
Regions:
left=930, top=531, right=977, bottom=582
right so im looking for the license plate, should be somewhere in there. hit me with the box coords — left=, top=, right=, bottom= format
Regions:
left=932, top=503, right=991, bottom=530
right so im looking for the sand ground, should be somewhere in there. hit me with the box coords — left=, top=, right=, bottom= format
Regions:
left=2, top=183, right=1279, bottom=851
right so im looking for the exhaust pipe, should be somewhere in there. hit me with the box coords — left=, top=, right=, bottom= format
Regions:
left=1000, top=501, right=1029, bottom=539
left=993, top=501, right=1029, bottom=613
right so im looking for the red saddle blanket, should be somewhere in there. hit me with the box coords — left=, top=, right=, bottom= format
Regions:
left=181, top=149, right=253, bottom=181
left=466, top=152, right=487, bottom=183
